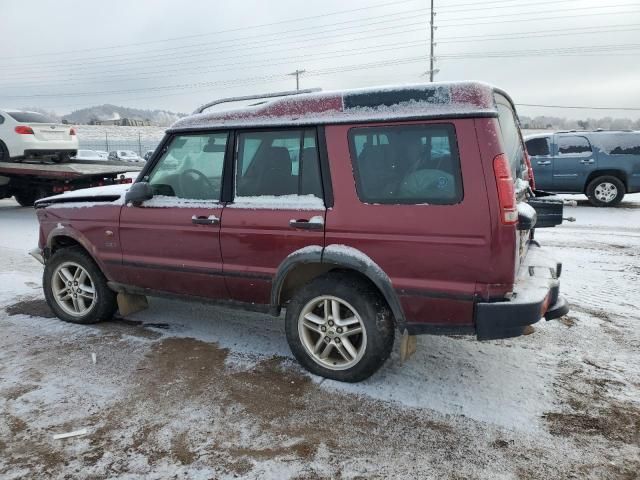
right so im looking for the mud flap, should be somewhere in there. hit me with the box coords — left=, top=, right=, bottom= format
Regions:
left=400, top=330, right=417, bottom=363
left=117, top=292, right=149, bottom=317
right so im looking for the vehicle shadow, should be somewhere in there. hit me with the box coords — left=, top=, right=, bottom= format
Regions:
left=127, top=296, right=556, bottom=431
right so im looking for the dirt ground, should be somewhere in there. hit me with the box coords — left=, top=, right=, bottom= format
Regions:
left=1, top=196, right=639, bottom=479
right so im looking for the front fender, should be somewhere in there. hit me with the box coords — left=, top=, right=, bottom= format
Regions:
left=45, top=224, right=110, bottom=277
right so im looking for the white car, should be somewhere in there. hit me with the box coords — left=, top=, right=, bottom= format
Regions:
left=0, top=109, right=78, bottom=163
left=108, top=150, right=143, bottom=162
left=72, top=149, right=108, bottom=161
left=95, top=150, right=109, bottom=159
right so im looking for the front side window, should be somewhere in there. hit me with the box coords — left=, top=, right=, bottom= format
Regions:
left=235, top=129, right=323, bottom=198
left=525, top=137, right=551, bottom=156
left=349, top=123, right=463, bottom=205
left=146, top=133, right=227, bottom=201
left=557, top=136, right=591, bottom=155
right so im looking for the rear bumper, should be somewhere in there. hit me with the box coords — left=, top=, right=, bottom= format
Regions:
left=475, top=244, right=569, bottom=340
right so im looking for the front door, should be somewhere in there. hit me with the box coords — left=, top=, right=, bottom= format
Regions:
left=119, top=132, right=229, bottom=299
left=220, top=128, right=326, bottom=304
left=552, top=134, right=597, bottom=192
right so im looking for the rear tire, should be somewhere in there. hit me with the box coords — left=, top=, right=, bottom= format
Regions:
left=43, top=247, right=117, bottom=324
left=0, top=141, right=10, bottom=162
left=285, top=272, right=395, bottom=382
left=14, top=187, right=48, bottom=207
left=586, top=175, right=625, bottom=207
left=51, top=153, right=70, bottom=164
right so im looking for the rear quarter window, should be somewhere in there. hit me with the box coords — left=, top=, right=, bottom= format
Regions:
left=348, top=123, right=463, bottom=205
left=495, top=99, right=526, bottom=179
left=7, top=111, right=56, bottom=123
left=525, top=137, right=550, bottom=156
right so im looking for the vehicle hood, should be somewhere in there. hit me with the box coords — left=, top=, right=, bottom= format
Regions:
left=35, top=183, right=130, bottom=208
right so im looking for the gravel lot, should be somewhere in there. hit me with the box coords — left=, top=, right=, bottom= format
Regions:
left=1, top=195, right=639, bottom=479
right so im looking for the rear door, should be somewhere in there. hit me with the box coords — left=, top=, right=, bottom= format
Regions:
left=220, top=128, right=326, bottom=304
left=552, top=135, right=597, bottom=192
left=118, top=132, right=229, bottom=299
left=525, top=136, right=553, bottom=189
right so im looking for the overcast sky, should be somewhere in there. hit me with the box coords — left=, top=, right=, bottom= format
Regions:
left=1, top=0, right=639, bottom=119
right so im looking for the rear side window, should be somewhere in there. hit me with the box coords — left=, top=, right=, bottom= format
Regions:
left=348, top=123, right=463, bottom=205
left=496, top=101, right=525, bottom=179
left=525, top=137, right=550, bottom=156
left=557, top=136, right=591, bottom=155
left=7, top=111, right=56, bottom=123
left=235, top=129, right=323, bottom=198
left=0, top=115, right=4, bottom=125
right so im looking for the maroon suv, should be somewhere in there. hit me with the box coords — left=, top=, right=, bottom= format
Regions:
left=33, top=82, right=568, bottom=382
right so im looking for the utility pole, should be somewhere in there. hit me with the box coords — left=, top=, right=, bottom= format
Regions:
left=429, top=0, right=435, bottom=82
left=288, top=69, right=306, bottom=90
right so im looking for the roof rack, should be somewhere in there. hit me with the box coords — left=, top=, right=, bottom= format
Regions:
left=194, top=88, right=322, bottom=114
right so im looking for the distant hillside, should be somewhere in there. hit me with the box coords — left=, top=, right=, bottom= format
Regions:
left=62, top=104, right=186, bottom=127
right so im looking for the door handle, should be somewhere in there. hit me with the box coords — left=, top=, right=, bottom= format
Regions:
left=192, top=215, right=220, bottom=225
left=580, top=159, right=595, bottom=164
left=289, top=218, right=324, bottom=230
left=537, top=160, right=551, bottom=166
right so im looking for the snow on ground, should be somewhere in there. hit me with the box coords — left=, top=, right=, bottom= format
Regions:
left=0, top=194, right=639, bottom=478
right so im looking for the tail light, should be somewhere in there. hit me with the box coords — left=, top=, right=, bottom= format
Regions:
left=15, top=126, right=34, bottom=135
left=524, top=152, right=535, bottom=189
left=493, top=153, right=517, bottom=225
left=70, top=128, right=77, bottom=136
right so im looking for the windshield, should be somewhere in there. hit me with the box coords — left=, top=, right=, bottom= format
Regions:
left=7, top=111, right=57, bottom=123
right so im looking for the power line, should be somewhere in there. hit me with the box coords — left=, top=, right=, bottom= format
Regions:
left=4, top=21, right=640, bottom=89
left=437, top=3, right=640, bottom=22
left=4, top=41, right=640, bottom=100
left=0, top=41, right=428, bottom=99
left=437, top=24, right=640, bottom=43
left=0, top=0, right=421, bottom=60
left=517, top=104, right=640, bottom=111
left=2, top=9, right=429, bottom=71
left=0, top=15, right=429, bottom=78
left=438, top=0, right=636, bottom=14
left=437, top=7, right=640, bottom=28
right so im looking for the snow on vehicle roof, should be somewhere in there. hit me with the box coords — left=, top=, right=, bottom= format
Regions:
left=170, top=81, right=503, bottom=132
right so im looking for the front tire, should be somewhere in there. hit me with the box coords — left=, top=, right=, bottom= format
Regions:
left=285, top=272, right=395, bottom=382
left=586, top=175, right=625, bottom=207
left=43, top=247, right=117, bottom=324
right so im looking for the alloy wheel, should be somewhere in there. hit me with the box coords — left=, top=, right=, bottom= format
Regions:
left=51, top=261, right=97, bottom=317
left=298, top=295, right=367, bottom=371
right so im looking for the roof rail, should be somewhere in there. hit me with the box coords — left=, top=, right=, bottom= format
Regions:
left=193, top=88, right=322, bottom=114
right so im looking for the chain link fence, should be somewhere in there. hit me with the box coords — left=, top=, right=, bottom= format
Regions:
left=78, top=133, right=162, bottom=156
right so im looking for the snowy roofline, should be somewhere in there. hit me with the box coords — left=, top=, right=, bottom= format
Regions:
left=169, top=81, right=511, bottom=132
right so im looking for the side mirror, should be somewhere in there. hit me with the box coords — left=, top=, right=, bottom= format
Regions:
left=125, top=182, right=153, bottom=205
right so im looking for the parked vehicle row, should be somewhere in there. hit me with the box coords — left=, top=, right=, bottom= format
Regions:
left=33, top=82, right=568, bottom=382
left=108, top=150, right=145, bottom=162
left=73, top=150, right=109, bottom=161
left=0, top=109, right=78, bottom=163
left=525, top=130, right=640, bottom=206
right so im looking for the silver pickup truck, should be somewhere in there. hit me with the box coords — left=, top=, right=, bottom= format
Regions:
left=525, top=130, right=640, bottom=206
